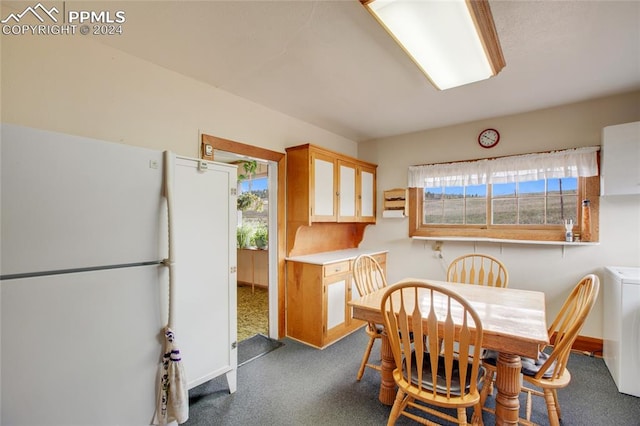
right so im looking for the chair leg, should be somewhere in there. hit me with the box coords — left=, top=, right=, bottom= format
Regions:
left=386, top=389, right=405, bottom=426
left=525, top=388, right=533, bottom=422
left=479, top=370, right=494, bottom=407
left=552, top=389, right=562, bottom=421
left=471, top=402, right=484, bottom=426
left=543, top=388, right=561, bottom=426
left=457, top=407, right=468, bottom=426
left=357, top=335, right=376, bottom=381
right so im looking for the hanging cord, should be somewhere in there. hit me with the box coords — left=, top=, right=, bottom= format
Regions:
left=435, top=248, right=449, bottom=276
left=163, top=151, right=176, bottom=330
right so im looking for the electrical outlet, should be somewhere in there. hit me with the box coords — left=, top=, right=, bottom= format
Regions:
left=433, top=241, right=443, bottom=251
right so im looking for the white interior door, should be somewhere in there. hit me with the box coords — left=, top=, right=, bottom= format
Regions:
left=173, top=157, right=237, bottom=389
left=268, top=161, right=278, bottom=338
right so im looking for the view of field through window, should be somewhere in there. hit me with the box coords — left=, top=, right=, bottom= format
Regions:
left=424, top=177, right=578, bottom=225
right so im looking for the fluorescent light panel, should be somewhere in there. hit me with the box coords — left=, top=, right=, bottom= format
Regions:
left=363, top=0, right=505, bottom=90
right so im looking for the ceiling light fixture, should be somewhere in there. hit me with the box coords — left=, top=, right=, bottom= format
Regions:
left=360, top=0, right=506, bottom=90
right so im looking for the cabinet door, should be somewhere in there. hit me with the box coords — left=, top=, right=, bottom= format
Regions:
left=311, top=151, right=337, bottom=221
left=337, top=159, right=358, bottom=222
left=325, top=274, right=350, bottom=342
left=285, top=261, right=324, bottom=348
left=237, top=249, right=253, bottom=284
left=253, top=250, right=269, bottom=287
left=358, top=164, right=376, bottom=223
left=602, top=121, right=640, bottom=195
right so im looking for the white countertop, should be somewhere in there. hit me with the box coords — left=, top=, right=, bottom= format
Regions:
left=285, top=248, right=388, bottom=265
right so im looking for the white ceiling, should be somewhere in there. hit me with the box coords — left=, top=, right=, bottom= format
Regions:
left=92, top=1, right=639, bottom=142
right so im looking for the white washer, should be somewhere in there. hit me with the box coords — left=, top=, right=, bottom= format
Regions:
left=603, top=266, right=640, bottom=397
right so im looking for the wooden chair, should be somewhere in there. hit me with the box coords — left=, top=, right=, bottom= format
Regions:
left=481, top=274, right=600, bottom=426
left=447, top=253, right=508, bottom=404
left=446, top=254, right=509, bottom=288
left=352, top=254, right=388, bottom=381
left=381, top=281, right=485, bottom=426
left=521, top=274, right=600, bottom=425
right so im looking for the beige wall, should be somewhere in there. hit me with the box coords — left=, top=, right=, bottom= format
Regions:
left=359, top=91, right=640, bottom=339
left=1, top=33, right=358, bottom=157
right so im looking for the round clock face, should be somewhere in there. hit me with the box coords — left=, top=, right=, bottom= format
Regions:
left=478, top=129, right=500, bottom=148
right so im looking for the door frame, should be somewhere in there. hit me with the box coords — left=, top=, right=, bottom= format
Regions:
left=201, top=134, right=286, bottom=339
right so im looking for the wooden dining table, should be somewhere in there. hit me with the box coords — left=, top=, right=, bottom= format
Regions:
left=349, top=278, right=549, bottom=426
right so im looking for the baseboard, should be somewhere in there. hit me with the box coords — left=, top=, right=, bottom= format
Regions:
left=551, top=333, right=602, bottom=357
left=573, top=335, right=603, bottom=357
left=551, top=332, right=603, bottom=357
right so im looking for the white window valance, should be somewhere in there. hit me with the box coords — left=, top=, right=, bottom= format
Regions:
left=408, top=147, right=600, bottom=188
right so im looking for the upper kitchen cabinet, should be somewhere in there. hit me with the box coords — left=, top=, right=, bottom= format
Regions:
left=601, top=121, right=640, bottom=196
left=286, top=144, right=377, bottom=225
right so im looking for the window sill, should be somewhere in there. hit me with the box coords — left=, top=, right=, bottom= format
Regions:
left=412, top=236, right=599, bottom=247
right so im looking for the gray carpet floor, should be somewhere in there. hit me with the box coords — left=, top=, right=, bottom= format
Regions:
left=237, top=333, right=283, bottom=367
left=186, top=329, right=640, bottom=425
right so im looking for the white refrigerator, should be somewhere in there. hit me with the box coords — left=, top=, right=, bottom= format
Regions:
left=1, top=124, right=237, bottom=425
left=603, top=266, right=640, bottom=398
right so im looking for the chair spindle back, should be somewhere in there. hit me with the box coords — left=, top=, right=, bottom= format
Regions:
left=447, top=253, right=509, bottom=288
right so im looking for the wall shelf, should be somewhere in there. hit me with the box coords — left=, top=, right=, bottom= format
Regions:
left=383, top=188, right=407, bottom=218
left=412, top=236, right=599, bottom=246
left=412, top=236, right=599, bottom=257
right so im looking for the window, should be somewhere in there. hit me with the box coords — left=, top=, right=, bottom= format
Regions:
left=424, top=178, right=578, bottom=225
left=408, top=147, right=600, bottom=242
left=424, top=184, right=487, bottom=224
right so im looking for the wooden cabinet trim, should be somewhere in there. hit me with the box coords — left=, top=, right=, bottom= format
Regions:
left=286, top=143, right=377, bottom=169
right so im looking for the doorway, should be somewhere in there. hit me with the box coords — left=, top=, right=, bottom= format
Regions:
left=200, top=134, right=286, bottom=341
left=225, top=154, right=270, bottom=341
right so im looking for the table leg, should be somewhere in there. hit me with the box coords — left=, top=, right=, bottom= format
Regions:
left=378, top=332, right=396, bottom=405
left=494, top=352, right=522, bottom=425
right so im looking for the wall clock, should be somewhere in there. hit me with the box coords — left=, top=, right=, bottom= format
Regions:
left=478, top=128, right=500, bottom=148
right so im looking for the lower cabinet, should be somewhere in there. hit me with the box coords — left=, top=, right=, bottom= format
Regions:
left=286, top=252, right=386, bottom=348
left=237, top=248, right=268, bottom=292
